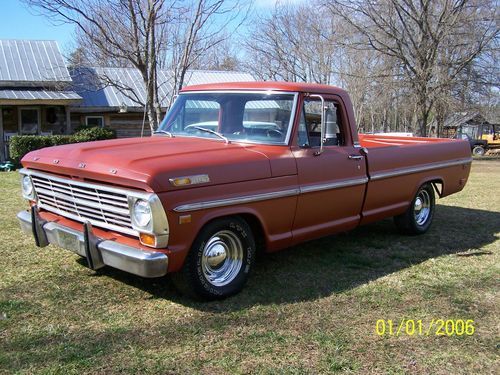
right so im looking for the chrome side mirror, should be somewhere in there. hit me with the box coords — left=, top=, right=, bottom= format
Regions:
left=309, top=94, right=326, bottom=156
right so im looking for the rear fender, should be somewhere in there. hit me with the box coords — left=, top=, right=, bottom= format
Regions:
left=411, top=176, right=444, bottom=201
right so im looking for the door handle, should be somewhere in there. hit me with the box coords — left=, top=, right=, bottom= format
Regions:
left=348, top=155, right=363, bottom=160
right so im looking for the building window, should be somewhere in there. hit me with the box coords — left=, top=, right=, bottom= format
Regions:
left=19, top=107, right=41, bottom=135
left=85, top=116, right=104, bottom=127
left=45, top=107, right=58, bottom=125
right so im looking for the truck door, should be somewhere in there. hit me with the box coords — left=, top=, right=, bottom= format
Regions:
left=291, top=95, right=368, bottom=243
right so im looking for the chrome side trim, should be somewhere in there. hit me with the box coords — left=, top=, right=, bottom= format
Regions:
left=173, top=156, right=470, bottom=213
left=300, top=177, right=368, bottom=194
left=174, top=188, right=300, bottom=212
left=173, top=176, right=369, bottom=212
left=370, top=158, right=472, bottom=181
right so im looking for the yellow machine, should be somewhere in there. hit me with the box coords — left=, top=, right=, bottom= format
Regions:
left=457, top=123, right=500, bottom=156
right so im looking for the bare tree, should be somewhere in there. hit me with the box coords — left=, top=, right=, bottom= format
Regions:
left=191, top=37, right=241, bottom=71
left=327, top=0, right=499, bottom=136
left=166, top=0, right=250, bottom=99
left=25, top=0, right=249, bottom=131
left=24, top=0, right=172, bottom=131
left=244, top=3, right=339, bottom=84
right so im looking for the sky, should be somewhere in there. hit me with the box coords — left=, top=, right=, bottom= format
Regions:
left=0, top=0, right=304, bottom=58
left=0, top=0, right=75, bottom=52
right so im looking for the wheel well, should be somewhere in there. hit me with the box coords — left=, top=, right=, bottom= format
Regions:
left=199, top=213, right=267, bottom=254
left=238, top=213, right=266, bottom=254
left=430, top=179, right=444, bottom=198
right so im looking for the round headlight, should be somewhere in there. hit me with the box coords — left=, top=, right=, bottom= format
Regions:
left=21, top=175, right=34, bottom=197
left=133, top=199, right=152, bottom=227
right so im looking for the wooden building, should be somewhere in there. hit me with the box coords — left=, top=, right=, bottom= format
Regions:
left=69, top=67, right=255, bottom=138
left=0, top=39, right=81, bottom=161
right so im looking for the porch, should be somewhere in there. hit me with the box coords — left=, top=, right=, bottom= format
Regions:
left=0, top=95, right=81, bottom=161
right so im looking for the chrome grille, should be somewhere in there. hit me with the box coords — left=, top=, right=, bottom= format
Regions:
left=31, top=173, right=136, bottom=236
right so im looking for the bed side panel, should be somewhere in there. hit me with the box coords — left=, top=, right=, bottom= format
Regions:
left=360, top=137, right=471, bottom=225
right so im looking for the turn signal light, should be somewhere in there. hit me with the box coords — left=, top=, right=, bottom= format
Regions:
left=140, top=233, right=156, bottom=247
left=179, top=215, right=191, bottom=224
left=172, top=177, right=191, bottom=186
left=169, top=174, right=210, bottom=187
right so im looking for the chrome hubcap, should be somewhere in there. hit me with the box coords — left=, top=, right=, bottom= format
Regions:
left=201, top=230, right=243, bottom=287
left=206, top=244, right=227, bottom=268
left=414, top=190, right=431, bottom=226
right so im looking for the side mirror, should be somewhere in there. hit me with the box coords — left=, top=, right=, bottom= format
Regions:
left=308, top=94, right=326, bottom=156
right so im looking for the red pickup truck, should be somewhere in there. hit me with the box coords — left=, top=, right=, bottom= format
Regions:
left=17, top=82, right=472, bottom=299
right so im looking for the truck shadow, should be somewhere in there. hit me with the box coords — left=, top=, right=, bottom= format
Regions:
left=99, top=204, right=500, bottom=311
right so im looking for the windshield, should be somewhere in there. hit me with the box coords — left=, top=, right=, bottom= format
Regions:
left=157, top=92, right=297, bottom=145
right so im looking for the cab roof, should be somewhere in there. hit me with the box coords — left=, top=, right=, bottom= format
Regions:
left=180, top=81, right=348, bottom=96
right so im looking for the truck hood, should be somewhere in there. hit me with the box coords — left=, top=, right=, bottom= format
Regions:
left=22, top=136, right=273, bottom=192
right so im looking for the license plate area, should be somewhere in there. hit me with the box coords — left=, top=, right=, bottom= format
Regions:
left=54, top=228, right=85, bottom=256
left=58, top=231, right=80, bottom=253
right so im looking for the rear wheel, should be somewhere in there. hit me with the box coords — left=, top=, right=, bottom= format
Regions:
left=472, top=145, right=486, bottom=156
left=394, top=183, right=435, bottom=235
left=172, top=216, right=255, bottom=300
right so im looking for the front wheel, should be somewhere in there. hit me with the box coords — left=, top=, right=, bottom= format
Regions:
left=172, top=217, right=255, bottom=300
left=394, top=183, right=435, bottom=235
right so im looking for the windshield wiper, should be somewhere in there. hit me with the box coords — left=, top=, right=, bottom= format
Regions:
left=153, top=130, right=174, bottom=137
left=192, top=126, right=230, bottom=144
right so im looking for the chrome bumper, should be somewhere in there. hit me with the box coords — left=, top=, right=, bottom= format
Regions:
left=17, top=210, right=168, bottom=278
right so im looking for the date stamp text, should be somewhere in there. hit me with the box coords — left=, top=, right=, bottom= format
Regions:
left=375, top=319, right=475, bottom=337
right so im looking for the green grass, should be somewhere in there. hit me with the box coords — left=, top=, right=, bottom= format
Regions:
left=1, top=161, right=499, bottom=374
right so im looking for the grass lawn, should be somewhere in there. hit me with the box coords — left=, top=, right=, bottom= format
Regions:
left=1, top=161, right=499, bottom=374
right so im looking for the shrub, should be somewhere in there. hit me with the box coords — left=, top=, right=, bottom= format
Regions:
left=9, top=127, right=116, bottom=163
left=9, top=135, right=70, bottom=163
left=49, top=135, right=73, bottom=146
left=71, top=126, right=116, bottom=143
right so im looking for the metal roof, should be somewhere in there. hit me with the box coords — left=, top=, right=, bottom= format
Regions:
left=0, top=40, right=72, bottom=86
left=71, top=67, right=255, bottom=109
left=0, top=88, right=81, bottom=101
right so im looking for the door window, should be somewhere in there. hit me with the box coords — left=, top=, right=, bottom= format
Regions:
left=298, top=99, right=343, bottom=147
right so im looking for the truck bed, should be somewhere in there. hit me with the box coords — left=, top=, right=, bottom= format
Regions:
left=358, top=134, right=472, bottom=225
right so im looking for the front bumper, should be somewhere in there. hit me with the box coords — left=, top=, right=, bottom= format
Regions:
left=17, top=209, right=168, bottom=278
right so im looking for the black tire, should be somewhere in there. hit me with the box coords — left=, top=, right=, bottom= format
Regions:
left=472, top=145, right=486, bottom=156
left=171, top=216, right=255, bottom=300
left=394, top=183, right=435, bottom=235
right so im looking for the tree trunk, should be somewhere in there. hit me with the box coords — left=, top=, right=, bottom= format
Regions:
left=418, top=106, right=431, bottom=137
